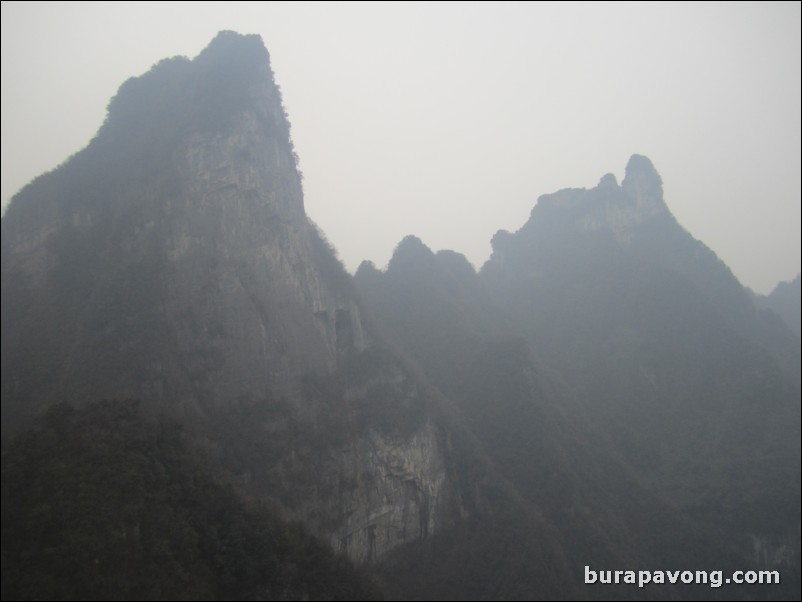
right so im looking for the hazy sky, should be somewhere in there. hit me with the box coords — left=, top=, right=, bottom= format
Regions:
left=2, top=1, right=800, bottom=293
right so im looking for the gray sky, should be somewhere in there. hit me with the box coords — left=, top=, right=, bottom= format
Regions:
left=2, top=1, right=800, bottom=294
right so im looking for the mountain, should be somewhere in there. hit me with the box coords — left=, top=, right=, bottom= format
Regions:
left=1, top=31, right=470, bottom=571
left=2, top=30, right=800, bottom=601
left=479, top=157, right=800, bottom=526
left=2, top=32, right=582, bottom=598
left=755, top=275, right=801, bottom=337
left=357, top=156, right=801, bottom=599
left=1, top=400, right=379, bottom=601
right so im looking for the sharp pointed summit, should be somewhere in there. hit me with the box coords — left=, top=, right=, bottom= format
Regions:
left=622, top=153, right=666, bottom=214
left=1, top=31, right=462, bottom=568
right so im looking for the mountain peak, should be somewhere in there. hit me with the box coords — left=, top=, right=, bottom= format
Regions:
left=512, top=156, right=670, bottom=247
left=621, top=153, right=664, bottom=211
left=387, top=235, right=436, bottom=272
left=2, top=31, right=455, bottom=566
left=194, top=30, right=271, bottom=76
left=199, top=30, right=267, bottom=56
left=94, top=29, right=287, bottom=171
left=1, top=30, right=311, bottom=427
left=598, top=172, right=619, bottom=188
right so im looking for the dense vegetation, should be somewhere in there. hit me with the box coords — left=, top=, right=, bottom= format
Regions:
left=1, top=400, right=379, bottom=601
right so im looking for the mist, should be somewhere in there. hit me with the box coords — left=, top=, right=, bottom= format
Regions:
left=1, top=1, right=799, bottom=293
left=2, top=15, right=800, bottom=601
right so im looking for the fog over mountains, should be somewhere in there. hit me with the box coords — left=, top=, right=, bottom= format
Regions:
left=2, top=32, right=799, bottom=601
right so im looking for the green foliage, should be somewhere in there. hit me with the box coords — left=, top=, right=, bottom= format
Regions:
left=1, top=400, right=380, bottom=601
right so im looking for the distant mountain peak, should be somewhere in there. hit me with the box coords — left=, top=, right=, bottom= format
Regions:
left=624, top=152, right=660, bottom=177
left=598, top=172, right=619, bottom=188
left=757, top=273, right=801, bottom=337
left=621, top=153, right=665, bottom=212
left=200, top=30, right=266, bottom=55
left=387, top=235, right=437, bottom=273
left=515, top=155, right=670, bottom=245
left=580, top=154, right=669, bottom=238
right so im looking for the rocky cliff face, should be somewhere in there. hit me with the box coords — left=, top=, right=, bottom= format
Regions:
left=1, top=31, right=454, bottom=563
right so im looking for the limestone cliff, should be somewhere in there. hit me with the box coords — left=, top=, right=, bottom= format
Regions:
left=1, top=31, right=454, bottom=563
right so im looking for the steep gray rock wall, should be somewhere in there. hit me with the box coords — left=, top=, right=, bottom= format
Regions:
left=0, top=31, right=453, bottom=564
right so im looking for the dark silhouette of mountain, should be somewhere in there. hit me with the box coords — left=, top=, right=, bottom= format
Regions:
left=2, top=30, right=799, bottom=601
left=479, top=158, right=800, bottom=535
left=1, top=30, right=585, bottom=601
left=357, top=156, right=801, bottom=600
left=2, top=31, right=503, bottom=587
